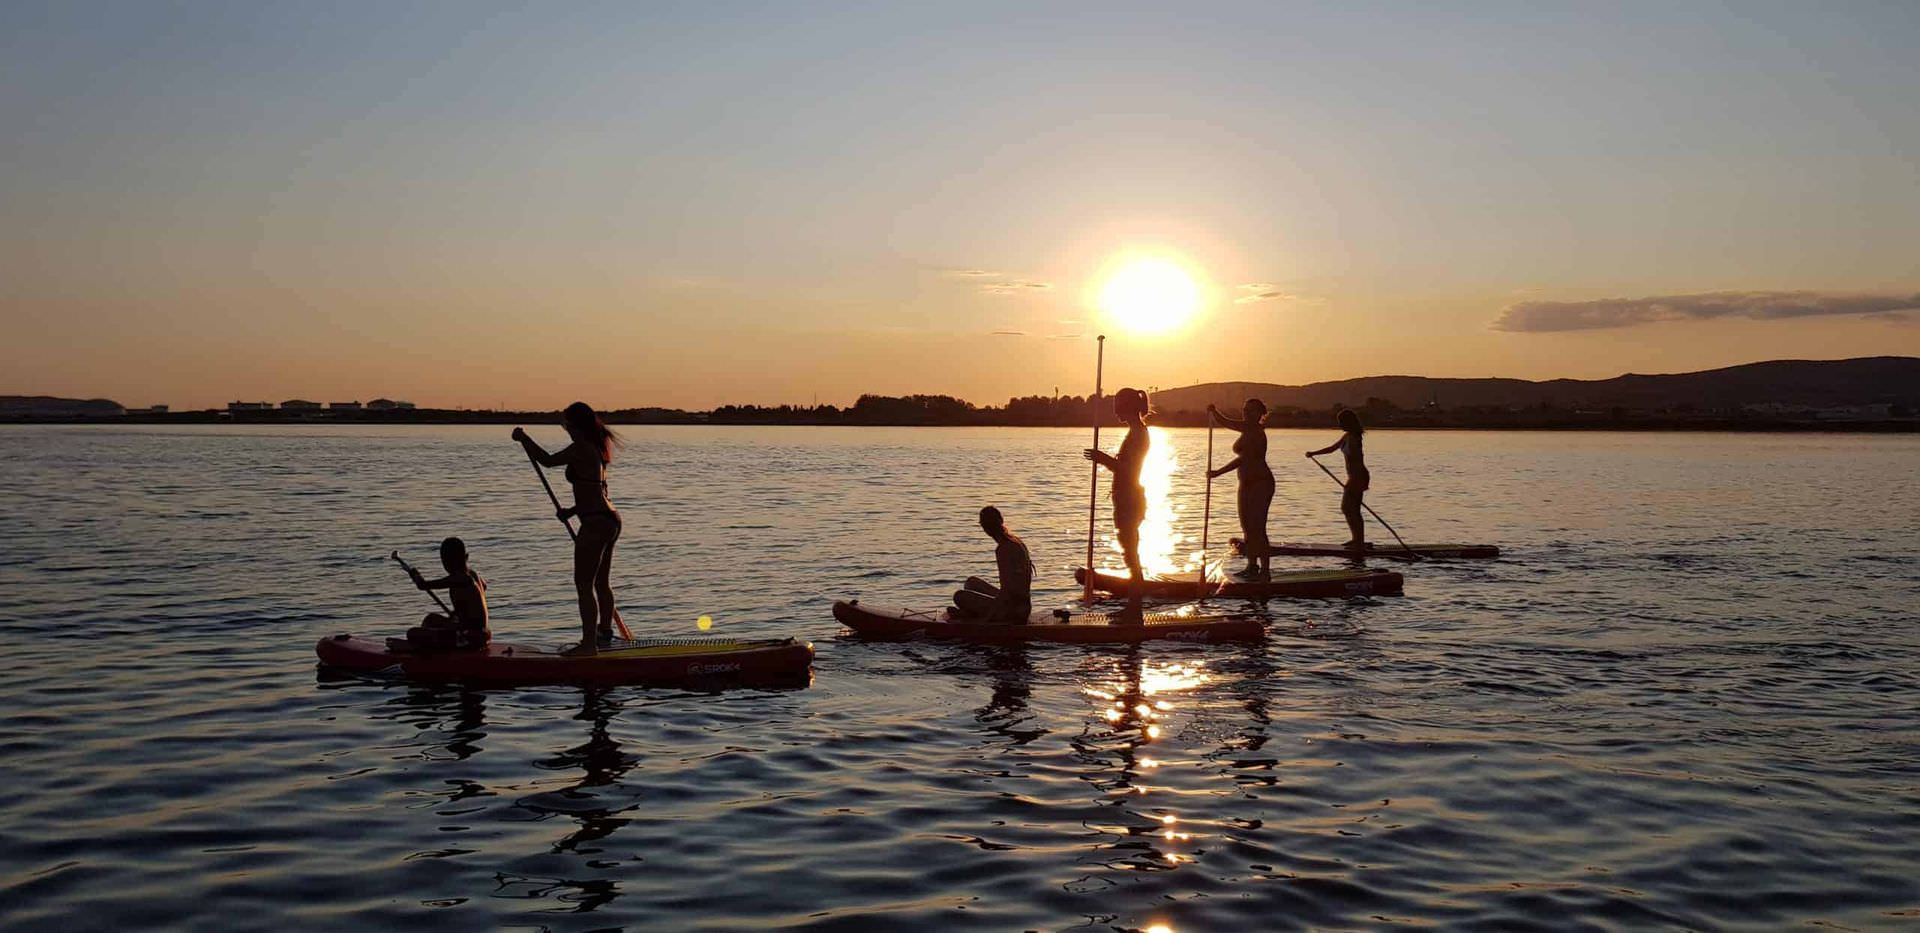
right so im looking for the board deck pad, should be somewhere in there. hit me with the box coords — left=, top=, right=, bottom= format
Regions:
left=1265, top=541, right=1500, bottom=560
left=1077, top=566, right=1403, bottom=599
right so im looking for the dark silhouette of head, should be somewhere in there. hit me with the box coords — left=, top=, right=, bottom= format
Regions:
left=1113, top=387, right=1150, bottom=422
left=1244, top=398, right=1268, bottom=424
left=1337, top=408, right=1363, bottom=434
left=979, top=505, right=1007, bottom=539
left=439, top=536, right=468, bottom=574
left=563, top=401, right=620, bottom=463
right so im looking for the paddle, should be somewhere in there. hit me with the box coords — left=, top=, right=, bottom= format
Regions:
left=1201, top=407, right=1214, bottom=579
left=1306, top=453, right=1423, bottom=561
left=520, top=445, right=635, bottom=641
left=390, top=550, right=452, bottom=615
left=1082, top=334, right=1105, bottom=601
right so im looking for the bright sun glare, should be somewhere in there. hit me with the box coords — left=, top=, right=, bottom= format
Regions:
left=1098, top=258, right=1200, bottom=334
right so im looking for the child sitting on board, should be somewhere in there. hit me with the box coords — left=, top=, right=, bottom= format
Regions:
left=952, top=506, right=1034, bottom=624
left=392, top=537, right=490, bottom=652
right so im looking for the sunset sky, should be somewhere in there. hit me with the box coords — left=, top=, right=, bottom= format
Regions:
left=4, top=1, right=1917, bottom=410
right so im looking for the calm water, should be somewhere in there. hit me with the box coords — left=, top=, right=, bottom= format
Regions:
left=1, top=424, right=1917, bottom=931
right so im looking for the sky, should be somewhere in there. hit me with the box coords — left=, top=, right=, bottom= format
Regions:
left=3, top=0, right=1917, bottom=410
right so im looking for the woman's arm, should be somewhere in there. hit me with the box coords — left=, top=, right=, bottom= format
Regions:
left=1207, top=404, right=1246, bottom=428
left=1208, top=456, right=1242, bottom=478
left=1082, top=448, right=1119, bottom=471
left=1306, top=435, right=1345, bottom=457
left=511, top=428, right=572, bottom=467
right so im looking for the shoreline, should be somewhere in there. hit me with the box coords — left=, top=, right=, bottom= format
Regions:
left=5, top=412, right=1916, bottom=433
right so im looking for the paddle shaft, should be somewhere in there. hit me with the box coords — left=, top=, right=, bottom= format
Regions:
left=1082, top=335, right=1105, bottom=600
left=522, top=446, right=634, bottom=640
left=1201, top=410, right=1213, bottom=561
left=1307, top=454, right=1421, bottom=558
left=390, top=551, right=453, bottom=615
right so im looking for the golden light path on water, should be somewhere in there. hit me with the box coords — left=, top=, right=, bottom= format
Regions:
left=1082, top=657, right=1214, bottom=898
left=1101, top=426, right=1207, bottom=576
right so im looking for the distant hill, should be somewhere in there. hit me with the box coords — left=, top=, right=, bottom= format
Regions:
left=1148, top=357, right=1920, bottom=414
left=0, top=395, right=125, bottom=417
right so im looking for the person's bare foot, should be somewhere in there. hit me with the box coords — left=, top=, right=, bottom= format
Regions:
left=561, top=642, right=598, bottom=658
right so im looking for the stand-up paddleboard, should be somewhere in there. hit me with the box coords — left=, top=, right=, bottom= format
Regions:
left=1076, top=566, right=1403, bottom=599
left=832, top=600, right=1264, bottom=644
left=1264, top=541, right=1500, bottom=560
left=315, top=633, right=814, bottom=686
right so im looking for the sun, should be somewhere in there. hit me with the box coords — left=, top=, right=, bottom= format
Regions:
left=1098, top=257, right=1201, bottom=334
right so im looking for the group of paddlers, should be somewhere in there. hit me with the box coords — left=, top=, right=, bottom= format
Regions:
left=393, top=395, right=1373, bottom=652
left=955, top=390, right=1373, bottom=626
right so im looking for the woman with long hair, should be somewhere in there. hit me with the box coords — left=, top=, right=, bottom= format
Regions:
left=513, top=401, right=623, bottom=656
left=1084, top=387, right=1151, bottom=621
left=1306, top=407, right=1369, bottom=549
left=1208, top=398, right=1274, bottom=580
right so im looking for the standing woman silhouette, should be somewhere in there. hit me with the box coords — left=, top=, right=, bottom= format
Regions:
left=1306, top=408, right=1369, bottom=549
left=513, top=402, right=623, bottom=656
left=1084, top=388, right=1151, bottom=621
left=1207, top=398, right=1274, bottom=580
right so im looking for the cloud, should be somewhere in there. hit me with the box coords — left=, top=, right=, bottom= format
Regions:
left=1494, top=290, right=1920, bottom=332
left=1047, top=332, right=1083, bottom=340
left=942, top=269, right=1000, bottom=277
left=982, top=281, right=1052, bottom=294
left=990, top=330, right=1027, bottom=336
left=1235, top=290, right=1296, bottom=305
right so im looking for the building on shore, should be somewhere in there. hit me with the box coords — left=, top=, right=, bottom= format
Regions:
left=329, top=401, right=362, bottom=411
left=280, top=399, right=322, bottom=410
left=227, top=401, right=271, bottom=412
left=366, top=398, right=416, bottom=411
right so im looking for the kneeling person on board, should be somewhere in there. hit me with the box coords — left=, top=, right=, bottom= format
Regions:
left=398, top=537, right=490, bottom=651
left=952, top=506, right=1034, bottom=624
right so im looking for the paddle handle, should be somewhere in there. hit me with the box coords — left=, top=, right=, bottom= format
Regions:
left=1306, top=453, right=1421, bottom=559
left=1083, top=335, right=1105, bottom=600
left=391, top=551, right=452, bottom=615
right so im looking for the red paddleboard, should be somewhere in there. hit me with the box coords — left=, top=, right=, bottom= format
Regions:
left=832, top=600, right=1264, bottom=644
left=1075, top=566, right=1403, bottom=599
left=1263, top=541, right=1501, bottom=561
left=315, top=633, right=814, bottom=686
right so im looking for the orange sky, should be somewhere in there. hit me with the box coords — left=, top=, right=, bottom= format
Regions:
left=4, top=3, right=1917, bottom=409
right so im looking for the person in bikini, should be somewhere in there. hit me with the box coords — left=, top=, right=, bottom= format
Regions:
left=953, top=506, right=1035, bottom=624
left=1084, top=388, right=1152, bottom=622
left=514, top=402, right=623, bottom=656
left=1208, top=398, right=1275, bottom=580
left=1306, top=408, right=1370, bottom=549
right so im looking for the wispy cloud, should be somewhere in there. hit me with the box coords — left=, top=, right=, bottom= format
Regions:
left=1234, top=283, right=1310, bottom=306
left=982, top=281, right=1052, bottom=294
left=1047, top=332, right=1083, bottom=340
left=990, top=330, right=1027, bottom=336
left=948, top=269, right=999, bottom=277
left=1493, top=290, right=1920, bottom=332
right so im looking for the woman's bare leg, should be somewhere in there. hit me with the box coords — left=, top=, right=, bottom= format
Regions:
left=573, top=539, right=601, bottom=651
left=594, top=535, right=618, bottom=637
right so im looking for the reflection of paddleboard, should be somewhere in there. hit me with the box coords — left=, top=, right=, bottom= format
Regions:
left=315, top=634, right=813, bottom=686
left=1076, top=566, right=1403, bottom=599
left=1259, top=539, right=1501, bottom=560
left=831, top=600, right=1263, bottom=644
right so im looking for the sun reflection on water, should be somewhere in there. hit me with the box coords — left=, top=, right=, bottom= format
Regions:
left=1103, top=426, right=1205, bottom=576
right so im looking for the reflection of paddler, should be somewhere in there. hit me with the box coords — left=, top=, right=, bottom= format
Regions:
left=1083, top=388, right=1152, bottom=622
